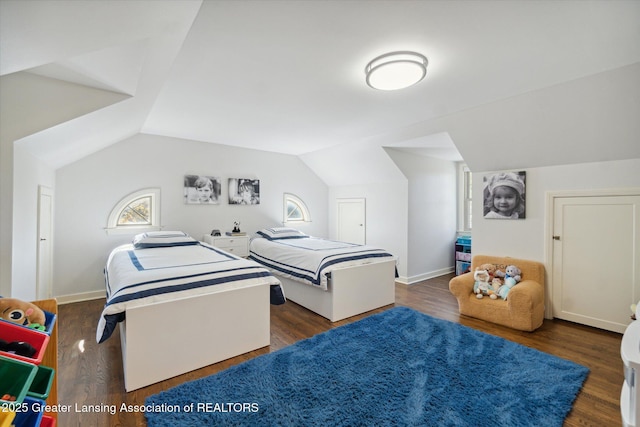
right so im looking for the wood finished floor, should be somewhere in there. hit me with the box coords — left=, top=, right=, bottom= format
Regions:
left=57, top=273, right=623, bottom=426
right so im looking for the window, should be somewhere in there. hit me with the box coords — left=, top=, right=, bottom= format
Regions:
left=283, top=193, right=311, bottom=223
left=117, top=196, right=151, bottom=225
left=458, top=164, right=472, bottom=231
left=107, top=188, right=160, bottom=234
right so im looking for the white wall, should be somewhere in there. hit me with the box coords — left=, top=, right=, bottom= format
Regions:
left=1, top=72, right=122, bottom=298
left=329, top=180, right=408, bottom=282
left=472, top=158, right=640, bottom=263
left=53, top=133, right=328, bottom=298
left=384, top=148, right=457, bottom=281
left=11, top=145, right=55, bottom=301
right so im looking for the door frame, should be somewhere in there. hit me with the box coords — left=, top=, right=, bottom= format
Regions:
left=545, top=187, right=640, bottom=319
left=37, top=185, right=54, bottom=300
left=336, top=198, right=366, bottom=245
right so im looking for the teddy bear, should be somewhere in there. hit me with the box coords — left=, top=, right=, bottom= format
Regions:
left=495, top=265, right=522, bottom=300
left=473, top=268, right=497, bottom=299
left=0, top=297, right=46, bottom=328
left=479, top=263, right=497, bottom=280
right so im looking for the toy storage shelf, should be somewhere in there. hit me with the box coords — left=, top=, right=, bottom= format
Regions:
left=0, top=299, right=57, bottom=427
left=33, top=299, right=58, bottom=425
left=455, top=236, right=472, bottom=276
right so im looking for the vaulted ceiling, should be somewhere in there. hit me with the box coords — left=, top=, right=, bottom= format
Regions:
left=1, top=0, right=639, bottom=171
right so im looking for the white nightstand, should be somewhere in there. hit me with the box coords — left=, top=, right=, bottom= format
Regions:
left=203, top=234, right=249, bottom=257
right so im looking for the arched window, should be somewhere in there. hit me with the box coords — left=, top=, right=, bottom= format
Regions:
left=283, top=193, right=311, bottom=223
left=106, top=188, right=161, bottom=234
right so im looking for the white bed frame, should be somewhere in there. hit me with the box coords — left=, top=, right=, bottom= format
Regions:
left=278, top=259, right=396, bottom=322
left=119, top=283, right=270, bottom=391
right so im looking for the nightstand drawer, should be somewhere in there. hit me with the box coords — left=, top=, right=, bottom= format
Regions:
left=202, top=235, right=249, bottom=257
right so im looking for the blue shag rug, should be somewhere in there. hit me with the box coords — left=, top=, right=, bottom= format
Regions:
left=145, top=307, right=588, bottom=427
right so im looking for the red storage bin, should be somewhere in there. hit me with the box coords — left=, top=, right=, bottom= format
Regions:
left=0, top=321, right=49, bottom=365
left=0, top=309, right=56, bottom=335
left=39, top=415, right=56, bottom=427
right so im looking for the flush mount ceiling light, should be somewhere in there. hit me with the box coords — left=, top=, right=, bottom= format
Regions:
left=365, top=51, right=428, bottom=91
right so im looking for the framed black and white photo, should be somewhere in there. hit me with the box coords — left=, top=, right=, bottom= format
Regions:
left=228, top=178, right=260, bottom=205
left=483, top=171, right=526, bottom=219
left=184, top=175, right=221, bottom=204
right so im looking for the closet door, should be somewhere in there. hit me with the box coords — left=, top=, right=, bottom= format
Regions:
left=552, top=194, right=640, bottom=333
left=337, top=198, right=366, bottom=245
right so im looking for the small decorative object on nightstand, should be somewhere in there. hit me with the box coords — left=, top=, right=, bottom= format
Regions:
left=203, top=234, right=249, bottom=257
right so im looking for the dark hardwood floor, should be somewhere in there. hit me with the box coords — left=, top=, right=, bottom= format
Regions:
left=57, top=274, right=623, bottom=426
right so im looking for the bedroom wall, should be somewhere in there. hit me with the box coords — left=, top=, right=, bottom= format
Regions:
left=11, top=145, right=56, bottom=301
left=1, top=72, right=124, bottom=299
left=384, top=148, right=458, bottom=282
left=472, top=158, right=640, bottom=263
left=328, top=181, right=408, bottom=282
left=53, top=133, right=328, bottom=299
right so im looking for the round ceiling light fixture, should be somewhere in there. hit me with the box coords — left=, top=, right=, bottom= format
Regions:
left=365, top=51, right=428, bottom=91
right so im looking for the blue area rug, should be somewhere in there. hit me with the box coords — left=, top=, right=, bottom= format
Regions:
left=145, top=307, right=588, bottom=427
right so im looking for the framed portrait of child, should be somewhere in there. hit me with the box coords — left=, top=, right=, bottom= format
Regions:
left=184, top=175, right=221, bottom=204
left=228, top=178, right=260, bottom=205
left=482, top=171, right=526, bottom=219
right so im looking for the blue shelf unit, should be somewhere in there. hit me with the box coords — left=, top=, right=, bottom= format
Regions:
left=455, top=236, right=472, bottom=276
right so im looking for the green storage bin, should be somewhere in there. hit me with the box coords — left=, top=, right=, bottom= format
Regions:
left=0, top=355, right=37, bottom=405
left=27, top=365, right=55, bottom=400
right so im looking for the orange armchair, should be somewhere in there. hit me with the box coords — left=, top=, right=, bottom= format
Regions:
left=449, top=255, right=545, bottom=331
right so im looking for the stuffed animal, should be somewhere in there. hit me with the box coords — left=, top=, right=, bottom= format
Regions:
left=0, top=297, right=46, bottom=328
left=496, top=265, right=522, bottom=300
left=473, top=268, right=497, bottom=299
left=504, top=265, right=522, bottom=283
left=479, top=263, right=497, bottom=280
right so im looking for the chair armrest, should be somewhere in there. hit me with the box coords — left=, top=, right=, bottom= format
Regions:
left=449, top=272, right=475, bottom=297
left=507, top=279, right=544, bottom=310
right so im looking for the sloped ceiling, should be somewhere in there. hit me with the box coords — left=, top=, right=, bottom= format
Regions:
left=1, top=0, right=639, bottom=171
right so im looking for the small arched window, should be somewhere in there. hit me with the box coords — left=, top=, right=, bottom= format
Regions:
left=106, top=188, right=161, bottom=234
left=284, top=193, right=311, bottom=223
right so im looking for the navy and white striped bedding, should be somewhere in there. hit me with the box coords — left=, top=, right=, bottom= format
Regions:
left=97, top=242, right=284, bottom=343
left=248, top=236, right=396, bottom=291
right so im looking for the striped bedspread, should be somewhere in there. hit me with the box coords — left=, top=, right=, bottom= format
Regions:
left=248, top=236, right=396, bottom=291
left=97, top=242, right=284, bottom=343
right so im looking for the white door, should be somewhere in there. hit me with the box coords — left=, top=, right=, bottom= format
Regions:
left=37, top=186, right=53, bottom=300
left=552, top=194, right=640, bottom=333
left=337, top=198, right=366, bottom=244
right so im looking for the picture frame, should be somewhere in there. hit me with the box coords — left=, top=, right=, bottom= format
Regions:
left=228, top=178, right=260, bottom=205
left=184, top=175, right=221, bottom=204
left=483, top=171, right=526, bottom=219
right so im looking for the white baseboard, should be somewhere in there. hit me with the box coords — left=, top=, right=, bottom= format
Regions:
left=396, top=266, right=454, bottom=285
left=56, top=290, right=105, bottom=305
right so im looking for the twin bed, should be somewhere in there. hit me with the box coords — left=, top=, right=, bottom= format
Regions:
left=98, top=229, right=396, bottom=391
left=248, top=227, right=397, bottom=322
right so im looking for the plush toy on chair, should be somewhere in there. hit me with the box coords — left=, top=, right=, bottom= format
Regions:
left=473, top=268, right=497, bottom=299
left=495, top=265, right=522, bottom=300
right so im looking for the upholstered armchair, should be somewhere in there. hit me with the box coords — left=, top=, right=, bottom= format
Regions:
left=449, top=255, right=545, bottom=331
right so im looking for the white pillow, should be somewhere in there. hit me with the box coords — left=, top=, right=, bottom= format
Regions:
left=132, top=231, right=198, bottom=248
left=256, top=227, right=307, bottom=240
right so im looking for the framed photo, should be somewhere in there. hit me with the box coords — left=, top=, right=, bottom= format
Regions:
left=483, top=171, right=526, bottom=219
left=228, top=178, right=260, bottom=205
left=184, top=175, right=221, bottom=204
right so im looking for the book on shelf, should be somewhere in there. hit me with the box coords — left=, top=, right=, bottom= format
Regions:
left=225, top=231, right=247, bottom=236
